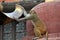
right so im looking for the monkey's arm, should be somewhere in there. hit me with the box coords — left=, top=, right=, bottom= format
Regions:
left=14, top=14, right=34, bottom=22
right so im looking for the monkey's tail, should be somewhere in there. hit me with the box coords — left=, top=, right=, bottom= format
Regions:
left=46, top=31, right=48, bottom=40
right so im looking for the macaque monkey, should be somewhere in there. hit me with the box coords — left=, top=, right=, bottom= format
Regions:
left=15, top=10, right=48, bottom=40
left=30, top=10, right=48, bottom=40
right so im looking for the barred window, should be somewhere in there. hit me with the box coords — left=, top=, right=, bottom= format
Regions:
left=0, top=21, right=26, bottom=40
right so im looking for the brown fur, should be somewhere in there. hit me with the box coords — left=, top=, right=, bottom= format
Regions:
left=29, top=10, right=48, bottom=40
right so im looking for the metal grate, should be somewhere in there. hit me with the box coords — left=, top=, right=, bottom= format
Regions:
left=0, top=21, right=26, bottom=40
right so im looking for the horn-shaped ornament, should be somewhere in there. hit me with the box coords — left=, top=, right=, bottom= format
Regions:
left=2, top=4, right=30, bottom=22
left=3, top=4, right=23, bottom=19
left=0, top=3, right=29, bottom=22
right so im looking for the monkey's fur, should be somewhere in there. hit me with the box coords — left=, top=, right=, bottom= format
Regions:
left=29, top=10, right=48, bottom=40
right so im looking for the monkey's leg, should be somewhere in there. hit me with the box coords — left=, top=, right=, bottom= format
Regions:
left=32, top=28, right=43, bottom=40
